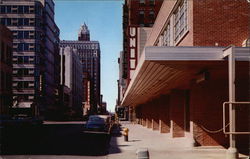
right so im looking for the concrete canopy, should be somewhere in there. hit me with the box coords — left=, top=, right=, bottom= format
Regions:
left=121, top=46, right=250, bottom=107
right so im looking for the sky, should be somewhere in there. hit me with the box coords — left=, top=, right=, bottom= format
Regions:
left=54, top=0, right=123, bottom=112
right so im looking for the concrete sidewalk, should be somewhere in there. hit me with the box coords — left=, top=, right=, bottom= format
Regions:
left=107, top=122, right=248, bottom=159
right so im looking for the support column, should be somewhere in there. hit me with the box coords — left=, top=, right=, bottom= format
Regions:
left=224, top=46, right=238, bottom=159
left=159, top=95, right=170, bottom=133
left=170, top=90, right=186, bottom=138
left=152, top=100, right=159, bottom=130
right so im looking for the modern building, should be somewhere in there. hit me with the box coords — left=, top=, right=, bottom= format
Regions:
left=0, top=24, right=13, bottom=115
left=120, top=0, right=250, bottom=157
left=0, top=0, right=60, bottom=118
left=60, top=46, right=83, bottom=117
left=60, top=24, right=101, bottom=115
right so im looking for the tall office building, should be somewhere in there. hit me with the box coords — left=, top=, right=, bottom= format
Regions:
left=60, top=24, right=101, bottom=115
left=0, top=0, right=60, bottom=118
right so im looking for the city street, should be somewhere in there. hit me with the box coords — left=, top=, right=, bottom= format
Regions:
left=0, top=121, right=112, bottom=159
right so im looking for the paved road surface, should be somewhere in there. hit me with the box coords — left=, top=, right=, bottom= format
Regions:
left=0, top=121, right=112, bottom=159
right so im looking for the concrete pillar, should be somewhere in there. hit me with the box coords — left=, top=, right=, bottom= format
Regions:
left=142, top=118, right=146, bottom=127
left=159, top=95, right=170, bottom=133
left=146, top=118, right=152, bottom=128
left=170, top=90, right=186, bottom=138
left=152, top=118, right=159, bottom=130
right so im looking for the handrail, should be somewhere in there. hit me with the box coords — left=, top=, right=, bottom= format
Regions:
left=223, top=101, right=250, bottom=135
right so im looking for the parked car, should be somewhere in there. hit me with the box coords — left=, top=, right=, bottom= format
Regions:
left=84, top=115, right=111, bottom=132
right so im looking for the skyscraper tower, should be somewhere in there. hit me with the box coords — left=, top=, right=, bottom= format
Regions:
left=78, top=23, right=90, bottom=41
left=60, top=23, right=101, bottom=115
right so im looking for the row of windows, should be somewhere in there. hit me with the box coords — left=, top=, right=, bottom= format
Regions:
left=13, top=94, right=34, bottom=101
left=138, top=10, right=155, bottom=24
left=157, top=0, right=188, bottom=46
left=13, top=68, right=35, bottom=77
left=13, top=81, right=35, bottom=89
left=0, top=18, right=42, bottom=27
left=0, top=41, right=12, bottom=65
left=139, top=0, right=155, bottom=5
left=13, top=43, right=41, bottom=52
left=12, top=31, right=43, bottom=40
left=13, top=56, right=35, bottom=64
left=174, top=0, right=188, bottom=42
left=61, top=44, right=99, bottom=50
left=0, top=5, right=42, bottom=15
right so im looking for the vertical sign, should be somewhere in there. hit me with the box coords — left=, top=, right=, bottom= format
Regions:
left=128, top=26, right=137, bottom=82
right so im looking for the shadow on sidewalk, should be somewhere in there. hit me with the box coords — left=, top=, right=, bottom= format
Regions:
left=0, top=122, right=111, bottom=156
left=108, top=123, right=128, bottom=154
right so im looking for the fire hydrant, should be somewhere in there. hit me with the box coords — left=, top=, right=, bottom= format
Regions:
left=123, top=127, right=129, bottom=141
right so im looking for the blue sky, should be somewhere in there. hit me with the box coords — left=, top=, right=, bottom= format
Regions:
left=55, top=1, right=123, bottom=112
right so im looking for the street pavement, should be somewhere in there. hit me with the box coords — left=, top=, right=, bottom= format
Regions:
left=107, top=121, right=249, bottom=159
left=1, top=121, right=249, bottom=159
left=0, top=121, right=110, bottom=159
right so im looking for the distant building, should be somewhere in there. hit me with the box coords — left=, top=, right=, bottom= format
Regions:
left=60, top=46, right=83, bottom=117
left=60, top=24, right=101, bottom=115
left=0, top=0, right=60, bottom=118
left=0, top=25, right=12, bottom=115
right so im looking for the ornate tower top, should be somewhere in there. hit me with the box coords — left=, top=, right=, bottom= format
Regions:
left=78, top=23, right=90, bottom=41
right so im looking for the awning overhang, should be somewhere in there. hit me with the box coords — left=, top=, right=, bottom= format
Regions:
left=121, top=46, right=250, bottom=107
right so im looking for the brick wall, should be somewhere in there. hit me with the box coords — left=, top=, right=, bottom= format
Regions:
left=193, top=0, right=250, bottom=47
left=190, top=65, right=229, bottom=146
left=190, top=63, right=249, bottom=147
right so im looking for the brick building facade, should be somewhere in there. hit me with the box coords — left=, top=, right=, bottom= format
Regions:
left=120, top=0, right=250, bottom=155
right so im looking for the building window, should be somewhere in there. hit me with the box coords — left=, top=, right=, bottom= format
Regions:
left=174, top=0, right=188, bottom=43
left=6, top=6, right=11, bottom=13
left=139, top=11, right=144, bottom=24
left=0, top=6, right=6, bottom=14
left=139, top=0, right=145, bottom=5
left=149, top=11, right=155, bottom=21
left=18, top=6, right=24, bottom=13
left=149, top=0, right=155, bottom=5
left=163, top=24, right=171, bottom=46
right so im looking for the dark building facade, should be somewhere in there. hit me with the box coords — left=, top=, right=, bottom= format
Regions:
left=0, top=24, right=13, bottom=115
left=60, top=24, right=101, bottom=115
left=0, top=0, right=60, bottom=118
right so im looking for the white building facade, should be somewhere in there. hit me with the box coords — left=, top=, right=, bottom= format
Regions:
left=60, top=46, right=83, bottom=113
